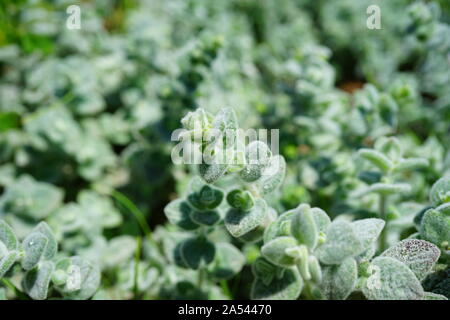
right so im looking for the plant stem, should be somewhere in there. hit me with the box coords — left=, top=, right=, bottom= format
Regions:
left=379, top=195, right=388, bottom=252
left=133, top=236, right=142, bottom=300
left=302, top=281, right=316, bottom=300
left=220, top=280, right=232, bottom=299
left=111, top=190, right=152, bottom=238
left=198, top=267, right=205, bottom=291
left=1, top=279, right=28, bottom=300
left=1, top=278, right=15, bottom=292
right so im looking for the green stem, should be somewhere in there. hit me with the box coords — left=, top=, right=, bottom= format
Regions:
left=1, top=278, right=15, bottom=292
left=133, top=236, right=142, bottom=300
left=302, top=281, right=316, bottom=300
left=198, top=267, right=206, bottom=291
left=111, top=190, right=152, bottom=238
left=379, top=195, right=388, bottom=252
left=1, top=279, right=28, bottom=300
left=220, top=280, right=232, bottom=299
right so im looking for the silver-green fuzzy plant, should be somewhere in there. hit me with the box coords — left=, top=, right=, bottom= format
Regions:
left=357, top=136, right=429, bottom=251
left=415, top=176, right=450, bottom=261
left=0, top=220, right=100, bottom=300
left=164, top=107, right=286, bottom=292
left=165, top=108, right=446, bottom=300
left=256, top=203, right=445, bottom=300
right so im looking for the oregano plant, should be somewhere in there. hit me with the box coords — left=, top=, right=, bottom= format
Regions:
left=356, top=136, right=429, bottom=251
left=0, top=0, right=449, bottom=302
left=164, top=107, right=286, bottom=290
left=0, top=220, right=100, bottom=300
left=162, top=107, right=448, bottom=300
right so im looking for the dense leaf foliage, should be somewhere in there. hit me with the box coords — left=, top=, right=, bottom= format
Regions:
left=0, top=0, right=449, bottom=300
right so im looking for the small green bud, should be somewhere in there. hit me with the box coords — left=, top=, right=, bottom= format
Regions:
left=52, top=269, right=68, bottom=286
left=308, top=256, right=322, bottom=284
left=375, top=137, right=403, bottom=162
left=430, top=177, right=450, bottom=206
left=188, top=185, right=224, bottom=211
left=296, top=245, right=311, bottom=281
left=291, top=204, right=318, bottom=249
left=358, top=149, right=392, bottom=173
left=226, top=189, right=254, bottom=211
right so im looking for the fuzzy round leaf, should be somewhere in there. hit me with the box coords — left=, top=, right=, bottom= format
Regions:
left=291, top=204, right=318, bottom=249
left=188, top=176, right=206, bottom=193
left=226, top=189, right=254, bottom=211
left=435, top=202, right=450, bottom=214
left=381, top=239, right=440, bottom=280
left=0, top=250, right=18, bottom=279
left=0, top=220, right=18, bottom=251
left=429, top=177, right=450, bottom=206
left=420, top=209, right=450, bottom=246
left=198, top=163, right=228, bottom=184
left=0, top=176, right=63, bottom=220
left=256, top=155, right=286, bottom=195
left=53, top=256, right=100, bottom=300
left=21, top=233, right=48, bottom=271
left=413, top=206, right=433, bottom=229
left=212, top=108, right=238, bottom=137
left=351, top=218, right=385, bottom=253
left=263, top=209, right=296, bottom=243
left=261, top=236, right=298, bottom=268
left=252, top=257, right=277, bottom=285
left=240, top=141, right=272, bottom=182
left=51, top=269, right=67, bottom=286
left=78, top=191, right=122, bottom=229
left=173, top=242, right=189, bottom=269
left=181, top=109, right=211, bottom=132
left=102, top=236, right=137, bottom=268
left=251, top=266, right=303, bottom=300
left=49, top=203, right=84, bottom=234
left=22, top=261, right=55, bottom=300
left=225, top=198, right=267, bottom=238
left=320, top=258, right=357, bottom=300
left=237, top=227, right=265, bottom=243
left=362, top=257, right=424, bottom=300
left=164, top=199, right=199, bottom=231
left=316, top=221, right=363, bottom=265
left=179, top=237, right=215, bottom=270
left=311, top=208, right=331, bottom=234
left=207, top=243, right=245, bottom=280
left=187, top=185, right=224, bottom=211
left=190, top=209, right=221, bottom=226
left=238, top=207, right=277, bottom=243
left=32, top=222, right=57, bottom=260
